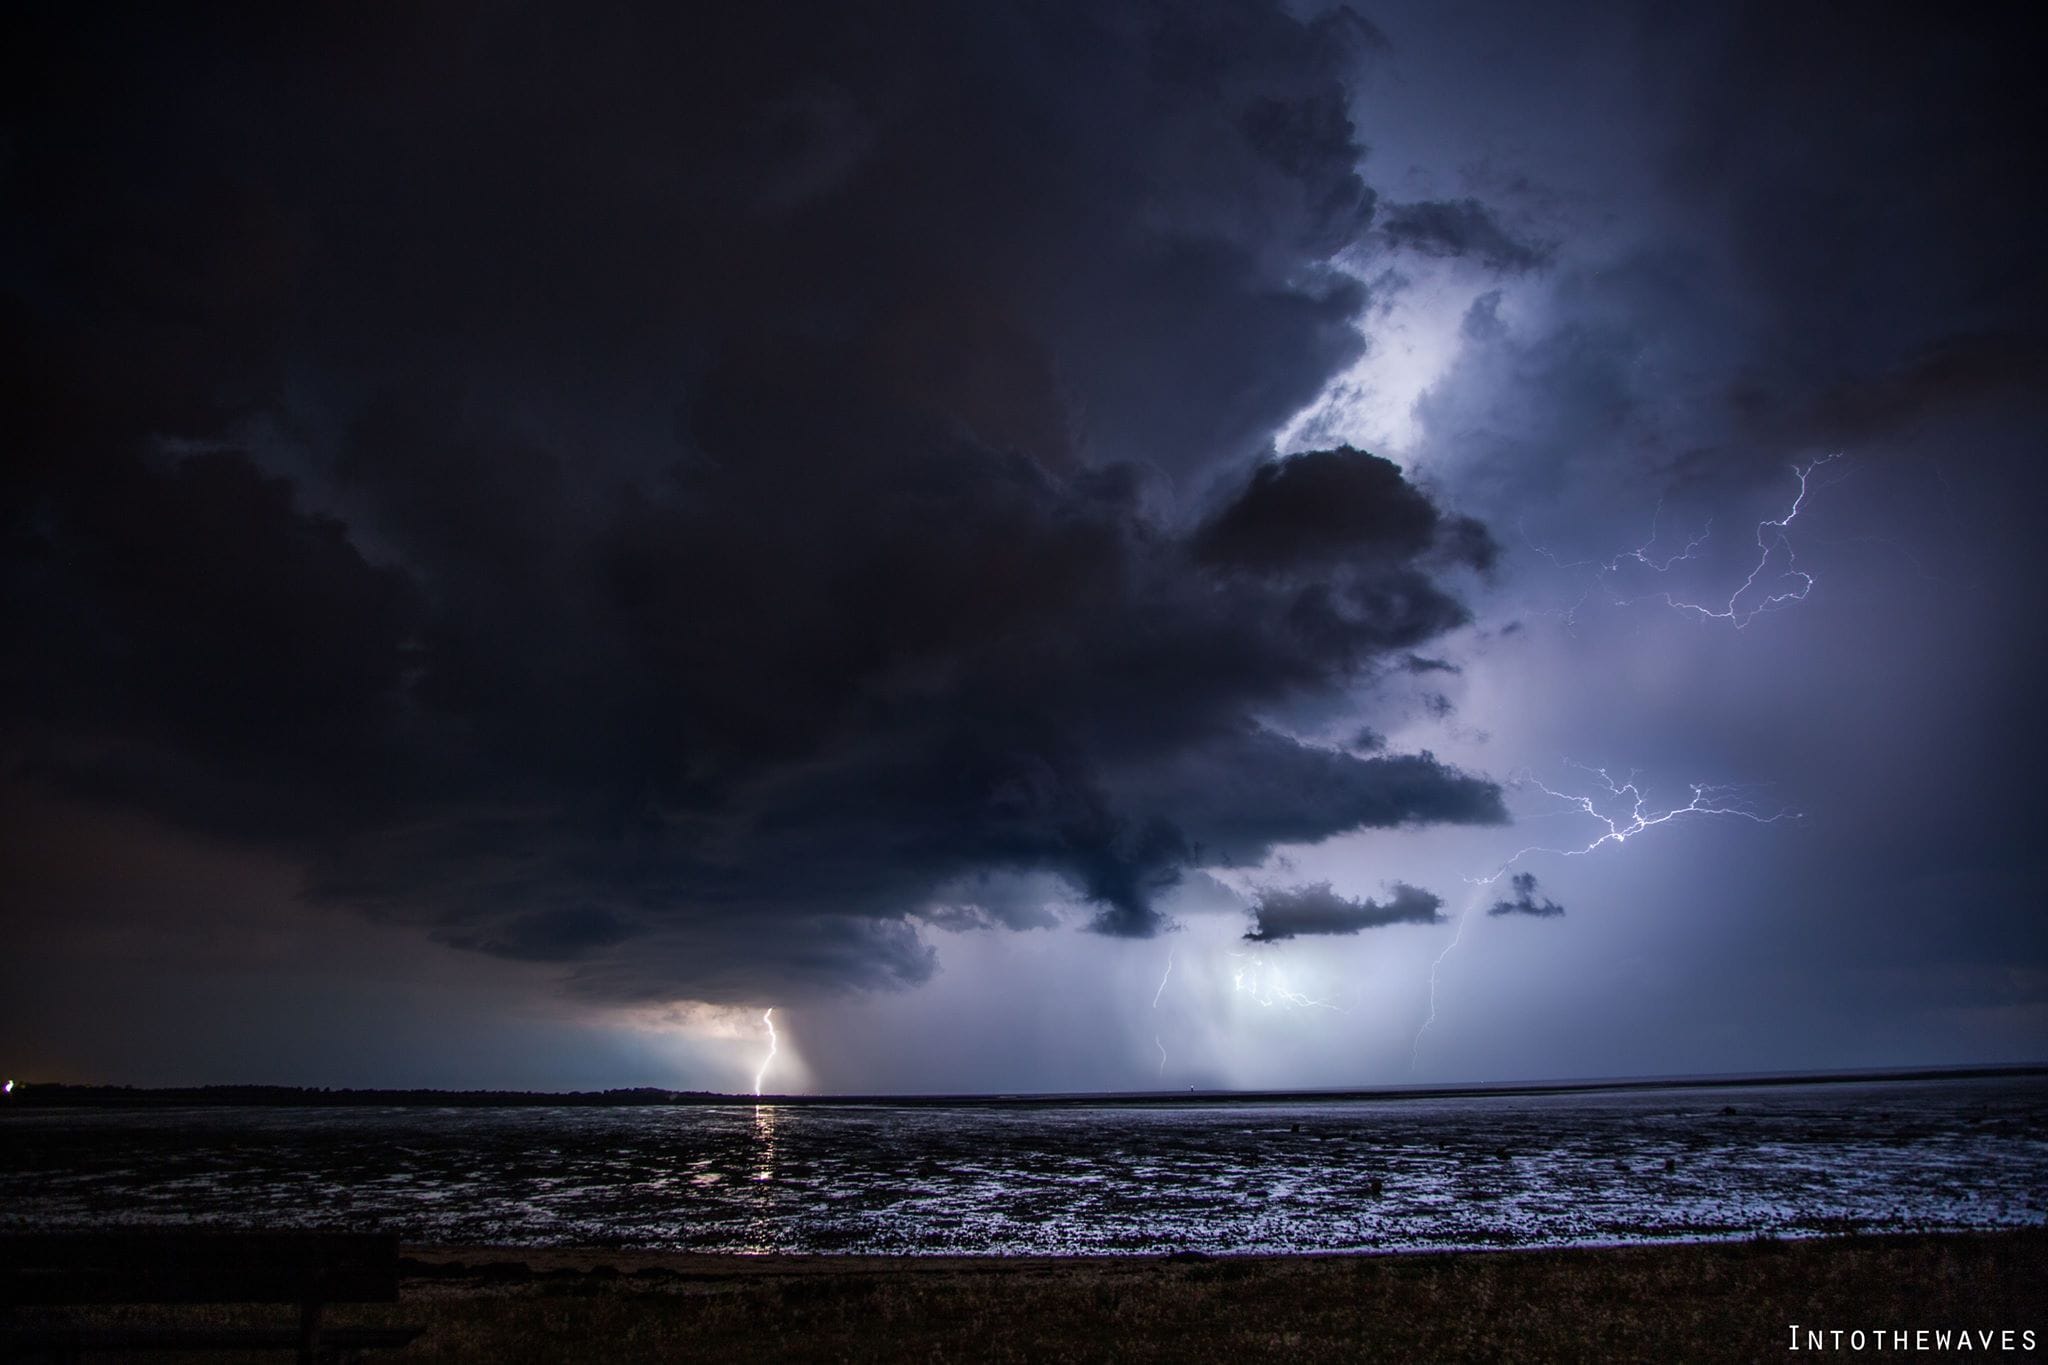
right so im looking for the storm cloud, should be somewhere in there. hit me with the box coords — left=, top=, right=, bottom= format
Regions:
left=1377, top=198, right=1551, bottom=272
left=2, top=1, right=1503, bottom=1004
left=1243, top=880, right=1444, bottom=942
left=4, top=1, right=2045, bottom=1093
left=1486, top=872, right=1564, bottom=919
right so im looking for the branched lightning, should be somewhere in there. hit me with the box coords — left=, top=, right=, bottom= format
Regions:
left=1169, top=462, right=1834, bottom=1079
left=1412, top=461, right=1838, bottom=1066
left=1409, top=763, right=1800, bottom=1071
left=1528, top=454, right=1844, bottom=629
left=1526, top=499, right=1712, bottom=577
left=1230, top=947, right=1343, bottom=1012
left=1138, top=925, right=1342, bottom=1085
left=752, top=1007, right=777, bottom=1097
left=1486, top=762, right=1798, bottom=876
left=1642, top=455, right=1839, bottom=625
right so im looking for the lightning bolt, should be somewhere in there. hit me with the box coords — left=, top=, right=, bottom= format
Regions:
left=1411, top=462, right=1836, bottom=1070
left=1490, top=763, right=1798, bottom=873
left=1528, top=454, right=1844, bottom=629
left=1152, top=945, right=1175, bottom=1079
left=1523, top=509, right=1706, bottom=632
left=1172, top=470, right=1830, bottom=1076
left=1409, top=764, right=1799, bottom=1071
left=1230, top=947, right=1343, bottom=1011
left=752, top=1007, right=777, bottom=1097
left=1526, top=499, right=1712, bottom=577
left=1410, top=887, right=1481, bottom=1069
left=1642, top=455, right=1840, bottom=626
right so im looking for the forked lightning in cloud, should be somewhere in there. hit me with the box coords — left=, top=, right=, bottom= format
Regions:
left=1489, top=763, right=1798, bottom=875
left=1211, top=461, right=1829, bottom=1076
left=1231, top=947, right=1343, bottom=1012
left=1529, top=454, right=1844, bottom=629
left=1643, top=455, right=1841, bottom=626
left=1411, top=764, right=1799, bottom=1069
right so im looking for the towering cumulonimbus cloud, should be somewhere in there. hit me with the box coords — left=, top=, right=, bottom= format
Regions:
left=2, top=1, right=1503, bottom=1004
left=1244, top=881, right=1445, bottom=942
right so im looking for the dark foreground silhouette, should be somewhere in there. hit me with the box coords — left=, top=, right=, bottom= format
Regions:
left=12, top=1231, right=2041, bottom=1363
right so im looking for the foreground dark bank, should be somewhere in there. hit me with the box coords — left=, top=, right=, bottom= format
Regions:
left=16, top=1232, right=2043, bottom=1364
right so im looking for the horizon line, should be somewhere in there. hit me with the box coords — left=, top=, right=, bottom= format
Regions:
left=8, top=1062, right=2042, bottom=1109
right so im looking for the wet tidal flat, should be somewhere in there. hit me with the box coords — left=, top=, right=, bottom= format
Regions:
left=4, top=1076, right=2043, bottom=1255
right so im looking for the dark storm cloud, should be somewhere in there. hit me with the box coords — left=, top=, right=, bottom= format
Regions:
left=1, top=1, right=1505, bottom=1003
left=1656, top=9, right=2048, bottom=418
left=1243, top=880, right=1443, bottom=942
left=443, top=908, right=639, bottom=964
left=1193, top=446, right=1493, bottom=577
left=1420, top=7, right=2048, bottom=524
left=1486, top=871, right=1564, bottom=919
left=1377, top=198, right=1550, bottom=272
left=1788, top=332, right=2048, bottom=447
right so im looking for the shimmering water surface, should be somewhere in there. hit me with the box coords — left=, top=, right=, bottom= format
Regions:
left=4, top=1077, right=2043, bottom=1255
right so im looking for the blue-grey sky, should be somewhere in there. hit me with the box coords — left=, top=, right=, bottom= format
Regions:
left=3, top=1, right=2042, bottom=1092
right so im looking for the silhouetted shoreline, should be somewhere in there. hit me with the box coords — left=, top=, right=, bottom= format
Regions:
left=7, top=1063, right=2041, bottom=1110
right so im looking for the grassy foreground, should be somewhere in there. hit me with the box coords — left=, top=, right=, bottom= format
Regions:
left=29, top=1230, right=2046, bottom=1363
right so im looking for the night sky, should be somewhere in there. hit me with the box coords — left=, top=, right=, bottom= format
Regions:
left=4, top=2, right=2043, bottom=1093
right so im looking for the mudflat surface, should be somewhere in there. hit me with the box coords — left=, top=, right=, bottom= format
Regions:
left=7, top=1076, right=2044, bottom=1253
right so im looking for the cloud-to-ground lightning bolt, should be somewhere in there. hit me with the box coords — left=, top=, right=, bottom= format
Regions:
left=1152, top=945, right=1175, bottom=1079
left=1410, top=764, right=1799, bottom=1070
left=1153, top=945, right=1176, bottom=1008
left=1410, top=887, right=1482, bottom=1069
left=752, top=1008, right=777, bottom=1097
left=1528, top=454, right=1844, bottom=629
